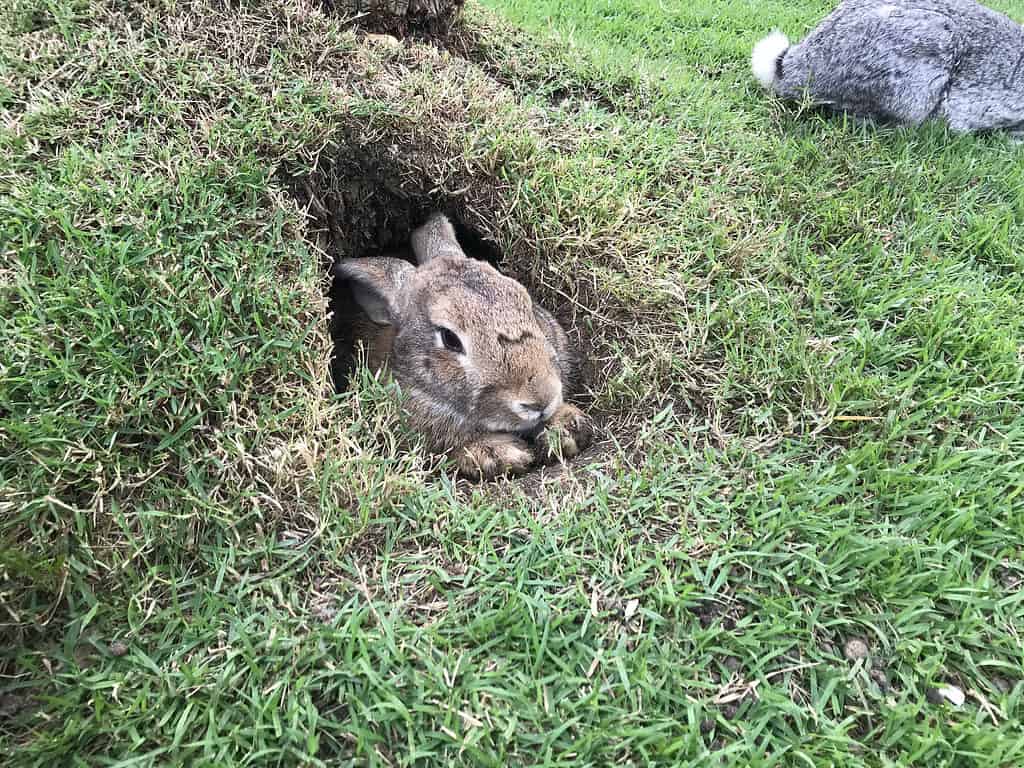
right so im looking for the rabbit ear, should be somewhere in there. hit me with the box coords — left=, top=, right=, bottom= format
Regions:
left=334, top=257, right=415, bottom=325
left=411, top=213, right=466, bottom=264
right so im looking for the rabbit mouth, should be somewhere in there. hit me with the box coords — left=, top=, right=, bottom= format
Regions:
left=517, top=421, right=546, bottom=440
left=511, top=405, right=558, bottom=438
left=480, top=412, right=545, bottom=438
left=480, top=413, right=545, bottom=436
left=481, top=395, right=561, bottom=437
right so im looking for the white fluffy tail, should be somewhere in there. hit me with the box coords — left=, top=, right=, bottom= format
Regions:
left=751, top=30, right=790, bottom=90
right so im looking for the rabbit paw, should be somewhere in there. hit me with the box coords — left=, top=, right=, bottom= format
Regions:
left=536, top=404, right=593, bottom=464
left=456, top=434, right=536, bottom=480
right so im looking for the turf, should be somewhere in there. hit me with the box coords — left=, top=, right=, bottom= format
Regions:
left=2, top=0, right=1023, bottom=765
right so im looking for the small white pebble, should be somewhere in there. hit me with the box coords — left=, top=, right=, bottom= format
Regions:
left=938, top=685, right=965, bottom=707
left=623, top=599, right=639, bottom=621
left=844, top=638, right=870, bottom=661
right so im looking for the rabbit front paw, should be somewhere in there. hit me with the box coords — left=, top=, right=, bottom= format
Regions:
left=535, top=404, right=593, bottom=464
left=456, top=434, right=536, bottom=480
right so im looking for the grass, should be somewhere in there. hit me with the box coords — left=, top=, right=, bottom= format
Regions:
left=2, top=0, right=1023, bottom=764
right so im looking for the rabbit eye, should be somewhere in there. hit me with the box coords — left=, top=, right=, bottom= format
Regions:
left=437, top=327, right=464, bottom=354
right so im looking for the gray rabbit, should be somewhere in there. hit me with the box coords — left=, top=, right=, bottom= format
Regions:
left=751, top=0, right=1024, bottom=137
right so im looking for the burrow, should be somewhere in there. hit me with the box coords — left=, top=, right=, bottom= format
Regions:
left=280, top=131, right=606, bottom=423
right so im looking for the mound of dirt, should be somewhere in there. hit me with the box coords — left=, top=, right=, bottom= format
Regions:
left=321, top=0, right=465, bottom=39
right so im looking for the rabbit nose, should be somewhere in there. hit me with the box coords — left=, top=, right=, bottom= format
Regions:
left=517, top=378, right=562, bottom=421
left=518, top=395, right=560, bottom=420
left=542, top=396, right=562, bottom=420
left=518, top=400, right=547, bottom=414
left=519, top=394, right=561, bottom=420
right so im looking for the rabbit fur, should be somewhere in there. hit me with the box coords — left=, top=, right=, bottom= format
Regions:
left=335, top=213, right=592, bottom=480
left=752, top=0, right=1024, bottom=137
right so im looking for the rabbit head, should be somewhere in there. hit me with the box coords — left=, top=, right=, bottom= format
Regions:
left=335, top=214, right=568, bottom=448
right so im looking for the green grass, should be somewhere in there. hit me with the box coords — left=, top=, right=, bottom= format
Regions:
left=3, top=0, right=1024, bottom=765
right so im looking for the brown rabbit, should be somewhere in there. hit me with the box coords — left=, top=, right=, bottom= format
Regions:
left=334, top=213, right=592, bottom=480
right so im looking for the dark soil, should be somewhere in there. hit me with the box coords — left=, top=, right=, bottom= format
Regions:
left=320, top=0, right=465, bottom=41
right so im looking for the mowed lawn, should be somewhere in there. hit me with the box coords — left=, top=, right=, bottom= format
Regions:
left=2, top=0, right=1024, bottom=764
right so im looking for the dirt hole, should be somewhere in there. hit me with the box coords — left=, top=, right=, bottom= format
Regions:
left=282, top=145, right=613, bottom=479
left=281, top=140, right=600, bottom=419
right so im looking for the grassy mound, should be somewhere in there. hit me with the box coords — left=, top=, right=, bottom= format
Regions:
left=2, top=0, right=1023, bottom=764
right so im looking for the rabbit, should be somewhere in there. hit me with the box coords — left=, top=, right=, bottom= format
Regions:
left=334, top=212, right=593, bottom=480
left=751, top=0, right=1024, bottom=138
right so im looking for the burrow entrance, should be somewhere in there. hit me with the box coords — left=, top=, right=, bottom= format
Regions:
left=281, top=138, right=600, bottom=412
